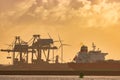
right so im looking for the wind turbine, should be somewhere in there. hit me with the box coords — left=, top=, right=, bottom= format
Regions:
left=47, top=33, right=58, bottom=63
left=58, top=35, right=71, bottom=63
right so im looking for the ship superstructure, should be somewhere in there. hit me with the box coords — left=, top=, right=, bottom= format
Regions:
left=73, top=43, right=108, bottom=63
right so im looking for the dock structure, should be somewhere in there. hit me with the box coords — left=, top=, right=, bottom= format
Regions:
left=1, top=34, right=58, bottom=65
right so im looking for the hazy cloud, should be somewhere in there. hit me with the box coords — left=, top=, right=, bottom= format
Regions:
left=0, top=0, right=120, bottom=28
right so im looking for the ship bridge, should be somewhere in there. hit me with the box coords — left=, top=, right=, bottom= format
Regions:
left=73, top=43, right=108, bottom=63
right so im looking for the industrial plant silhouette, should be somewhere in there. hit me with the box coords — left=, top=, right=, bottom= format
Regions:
left=0, top=34, right=120, bottom=76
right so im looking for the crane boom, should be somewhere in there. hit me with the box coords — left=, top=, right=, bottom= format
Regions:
left=1, top=49, right=35, bottom=53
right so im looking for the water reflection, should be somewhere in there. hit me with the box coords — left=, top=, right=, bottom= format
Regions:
left=0, top=75, right=120, bottom=80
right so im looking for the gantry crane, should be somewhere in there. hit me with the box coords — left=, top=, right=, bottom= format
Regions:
left=1, top=34, right=58, bottom=65
left=1, top=36, right=34, bottom=65
left=28, top=34, right=58, bottom=64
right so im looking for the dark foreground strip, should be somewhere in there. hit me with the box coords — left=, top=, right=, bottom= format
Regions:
left=0, top=71, right=120, bottom=76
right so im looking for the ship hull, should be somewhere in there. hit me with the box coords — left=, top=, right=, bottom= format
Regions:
left=68, top=62, right=120, bottom=71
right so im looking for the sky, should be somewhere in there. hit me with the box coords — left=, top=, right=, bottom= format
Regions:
left=0, top=0, right=120, bottom=64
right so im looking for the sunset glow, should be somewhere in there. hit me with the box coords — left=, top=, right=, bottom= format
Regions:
left=0, top=0, right=120, bottom=64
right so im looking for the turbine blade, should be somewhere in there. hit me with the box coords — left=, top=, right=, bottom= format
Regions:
left=48, top=33, right=52, bottom=39
left=62, top=44, right=71, bottom=46
left=58, top=34, right=62, bottom=44
left=59, top=45, right=62, bottom=49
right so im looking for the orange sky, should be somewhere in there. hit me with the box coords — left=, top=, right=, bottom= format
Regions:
left=0, top=0, right=120, bottom=64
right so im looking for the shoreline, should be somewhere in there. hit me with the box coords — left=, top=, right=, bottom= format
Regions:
left=0, top=71, right=120, bottom=76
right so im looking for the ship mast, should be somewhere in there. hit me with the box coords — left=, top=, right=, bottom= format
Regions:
left=92, top=42, right=96, bottom=51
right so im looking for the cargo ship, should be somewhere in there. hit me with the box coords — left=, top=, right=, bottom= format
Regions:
left=0, top=34, right=120, bottom=75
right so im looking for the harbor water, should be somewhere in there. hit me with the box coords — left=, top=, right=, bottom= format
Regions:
left=0, top=75, right=120, bottom=80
